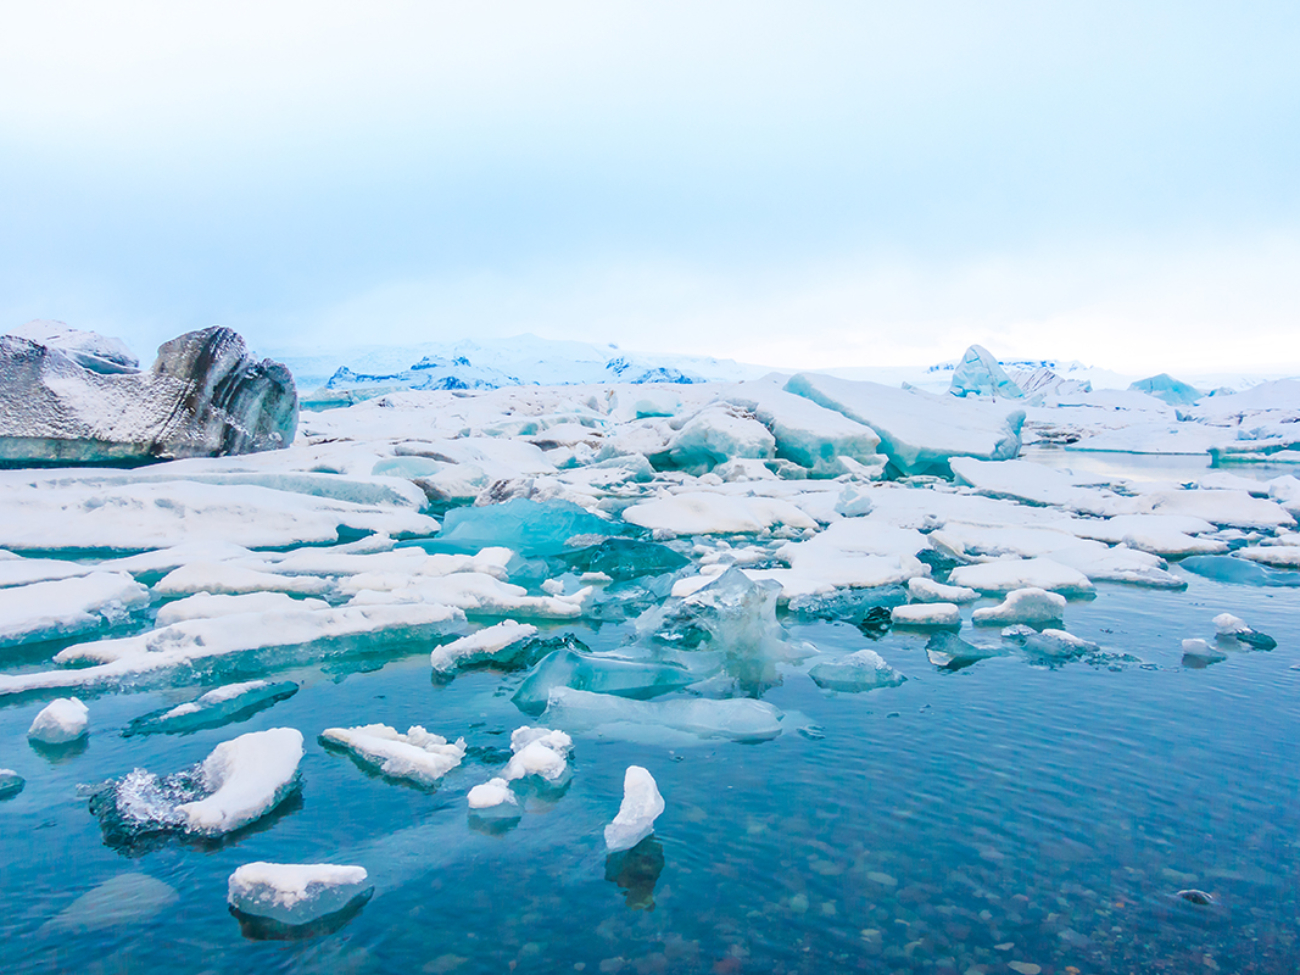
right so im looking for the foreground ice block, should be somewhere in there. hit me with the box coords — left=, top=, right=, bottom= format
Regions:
left=1211, top=612, right=1277, bottom=650
left=0, top=573, right=149, bottom=647
left=467, top=777, right=521, bottom=819
left=890, top=603, right=961, bottom=628
left=28, top=697, right=89, bottom=744
left=1002, top=625, right=1098, bottom=658
left=228, top=862, right=370, bottom=927
left=177, top=728, right=304, bottom=835
left=808, top=649, right=906, bottom=692
left=972, top=588, right=1067, bottom=625
left=543, top=687, right=783, bottom=742
left=784, top=372, right=1025, bottom=476
left=320, top=725, right=466, bottom=787
left=604, top=766, right=665, bottom=852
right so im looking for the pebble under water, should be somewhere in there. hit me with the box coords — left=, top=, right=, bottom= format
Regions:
left=1, top=571, right=1297, bottom=975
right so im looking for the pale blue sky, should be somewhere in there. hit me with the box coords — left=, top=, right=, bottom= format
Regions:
left=3, top=2, right=1298, bottom=372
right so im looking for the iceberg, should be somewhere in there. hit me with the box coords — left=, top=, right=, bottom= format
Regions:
left=948, top=345, right=1025, bottom=399
left=1128, top=373, right=1202, bottom=406
left=543, top=686, right=783, bottom=742
left=28, top=697, right=89, bottom=744
left=123, top=680, right=299, bottom=736
left=228, top=862, right=371, bottom=929
left=512, top=649, right=694, bottom=714
left=808, top=649, right=906, bottom=692
left=0, top=326, right=297, bottom=465
left=666, top=404, right=775, bottom=473
left=320, top=725, right=466, bottom=787
left=972, top=588, right=1067, bottom=625
left=1003, top=625, right=1098, bottom=658
left=467, top=777, right=521, bottom=820
left=784, top=372, right=1025, bottom=476
left=430, top=620, right=539, bottom=673
left=0, top=573, right=149, bottom=647
left=636, top=566, right=789, bottom=660
left=605, top=766, right=665, bottom=853
left=7, top=319, right=139, bottom=374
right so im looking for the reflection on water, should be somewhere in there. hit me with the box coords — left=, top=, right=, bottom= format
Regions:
left=2, top=567, right=1300, bottom=972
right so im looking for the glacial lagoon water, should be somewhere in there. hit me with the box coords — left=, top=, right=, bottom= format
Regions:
left=3, top=461, right=1299, bottom=975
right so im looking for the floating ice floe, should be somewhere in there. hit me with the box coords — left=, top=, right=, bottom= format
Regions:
left=543, top=687, right=783, bottom=742
left=623, top=491, right=817, bottom=535
left=320, top=725, right=466, bottom=787
left=948, top=558, right=1094, bottom=595
left=155, top=562, right=332, bottom=597
left=228, top=862, right=371, bottom=927
left=0, top=602, right=464, bottom=698
left=908, top=577, right=979, bottom=604
left=1002, top=625, right=1099, bottom=658
left=430, top=620, right=539, bottom=673
left=124, top=680, right=299, bottom=736
left=748, top=519, right=931, bottom=599
left=604, top=766, right=665, bottom=852
left=346, top=573, right=590, bottom=620
left=808, top=648, right=906, bottom=692
left=155, top=592, right=329, bottom=626
left=972, top=588, right=1067, bottom=625
left=925, top=632, right=1002, bottom=669
left=1234, top=545, right=1300, bottom=569
left=28, top=697, right=89, bottom=744
left=890, top=603, right=961, bottom=628
left=0, top=573, right=149, bottom=647
left=97, top=728, right=304, bottom=839
left=1179, top=556, right=1300, bottom=588
left=0, top=769, right=25, bottom=799
left=502, top=726, right=573, bottom=784
left=1181, top=638, right=1227, bottom=664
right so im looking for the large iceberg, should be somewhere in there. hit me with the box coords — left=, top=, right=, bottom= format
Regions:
left=948, top=345, right=1025, bottom=399
left=0, top=326, right=298, bottom=465
left=784, top=372, right=1025, bottom=476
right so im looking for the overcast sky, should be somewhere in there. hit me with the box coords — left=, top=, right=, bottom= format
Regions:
left=3, top=2, right=1298, bottom=373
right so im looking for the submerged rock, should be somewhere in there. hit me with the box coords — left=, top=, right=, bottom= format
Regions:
left=0, top=326, right=297, bottom=466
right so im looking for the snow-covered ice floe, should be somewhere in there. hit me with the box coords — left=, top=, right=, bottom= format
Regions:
left=972, top=588, right=1068, bottom=625
left=605, top=766, right=665, bottom=853
left=430, top=620, right=539, bottom=673
left=502, top=726, right=574, bottom=784
left=228, top=862, right=372, bottom=928
left=320, top=725, right=466, bottom=787
left=124, top=680, right=299, bottom=736
left=93, top=728, right=304, bottom=839
left=28, top=697, right=89, bottom=744
left=0, top=573, right=149, bottom=647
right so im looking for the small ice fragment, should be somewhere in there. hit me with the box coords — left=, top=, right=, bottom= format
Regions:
left=604, top=766, right=665, bottom=852
left=1212, top=612, right=1277, bottom=649
left=320, top=725, right=466, bottom=787
left=429, top=620, right=539, bottom=673
left=809, top=648, right=906, bottom=692
left=503, top=726, right=573, bottom=784
left=541, top=579, right=565, bottom=595
left=467, top=777, right=520, bottom=816
left=972, top=588, right=1066, bottom=625
left=925, top=632, right=1001, bottom=669
left=228, top=862, right=371, bottom=927
left=28, top=697, right=89, bottom=744
left=0, top=769, right=24, bottom=799
left=890, top=603, right=961, bottom=628
left=907, top=577, right=979, bottom=604
left=543, top=687, right=783, bottom=742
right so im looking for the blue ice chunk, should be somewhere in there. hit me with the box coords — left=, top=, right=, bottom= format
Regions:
left=949, top=345, right=1024, bottom=399
left=1180, top=556, right=1300, bottom=587
left=1129, top=373, right=1202, bottom=406
left=513, top=649, right=694, bottom=714
left=428, top=499, right=625, bottom=557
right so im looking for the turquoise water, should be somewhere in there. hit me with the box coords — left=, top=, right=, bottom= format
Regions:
left=3, top=567, right=1299, bottom=974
